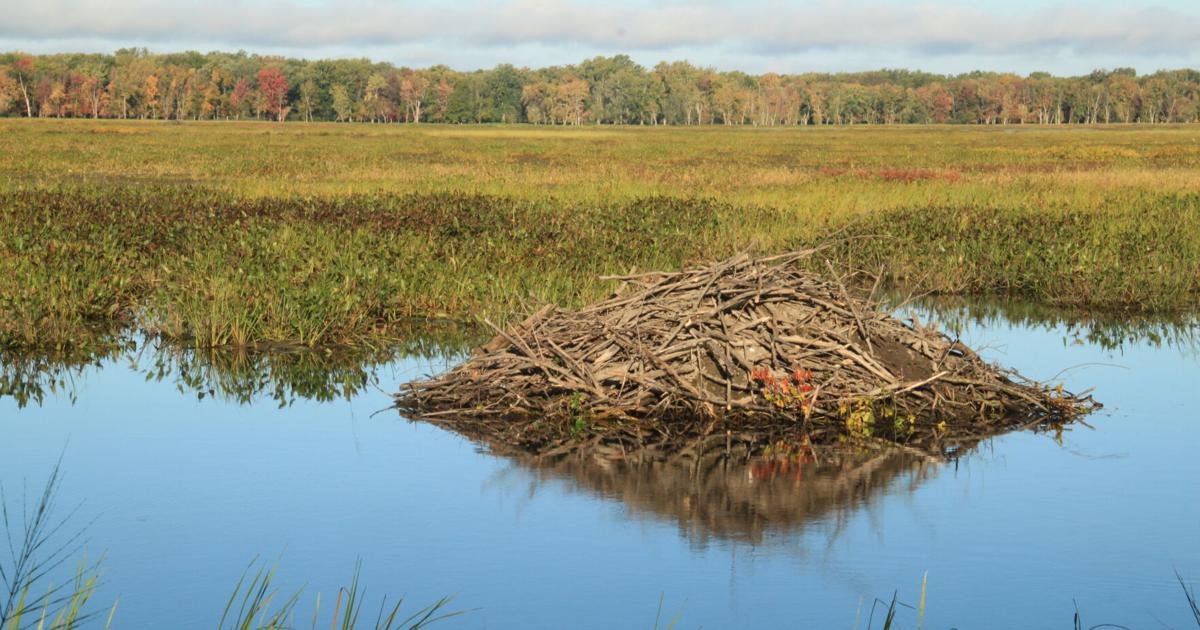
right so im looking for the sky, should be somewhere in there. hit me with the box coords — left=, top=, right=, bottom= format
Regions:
left=2, top=0, right=1199, bottom=75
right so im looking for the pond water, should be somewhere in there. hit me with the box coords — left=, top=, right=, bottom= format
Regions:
left=1, top=305, right=1198, bottom=628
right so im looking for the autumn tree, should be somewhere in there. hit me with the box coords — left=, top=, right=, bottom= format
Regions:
left=362, top=73, right=389, bottom=122
left=0, top=70, right=17, bottom=114
left=200, top=69, right=223, bottom=119
left=916, top=82, right=953, bottom=123
left=228, top=76, right=251, bottom=119
left=399, top=70, right=429, bottom=123
left=757, top=73, right=785, bottom=125
left=713, top=78, right=742, bottom=125
left=104, top=50, right=150, bottom=118
left=4, top=49, right=1200, bottom=127
left=70, top=61, right=108, bottom=119
left=256, top=66, right=289, bottom=121
left=143, top=74, right=159, bottom=119
left=550, top=78, right=588, bottom=125
left=11, top=56, right=34, bottom=117
left=35, top=76, right=65, bottom=118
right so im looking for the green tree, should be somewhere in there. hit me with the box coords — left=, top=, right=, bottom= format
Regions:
left=483, top=64, right=525, bottom=123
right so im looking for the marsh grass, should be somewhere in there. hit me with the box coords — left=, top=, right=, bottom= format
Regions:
left=833, top=198, right=1200, bottom=311
left=0, top=461, right=110, bottom=630
left=855, top=586, right=919, bottom=630
left=3, top=463, right=465, bottom=630
left=0, top=186, right=734, bottom=351
left=652, top=593, right=685, bottom=630
left=863, top=575, right=1200, bottom=630
left=1, top=121, right=1198, bottom=350
left=5, top=121, right=1200, bottom=207
left=1180, top=570, right=1200, bottom=626
left=219, top=557, right=465, bottom=630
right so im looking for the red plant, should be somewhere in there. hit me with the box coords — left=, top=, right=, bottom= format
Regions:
left=749, top=439, right=817, bottom=482
left=819, top=167, right=960, bottom=183
left=873, top=168, right=961, bottom=183
left=750, top=365, right=817, bottom=414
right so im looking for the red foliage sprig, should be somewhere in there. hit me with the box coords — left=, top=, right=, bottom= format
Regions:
left=750, top=365, right=816, bottom=415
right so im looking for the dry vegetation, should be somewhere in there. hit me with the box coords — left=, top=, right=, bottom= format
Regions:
left=396, top=252, right=1096, bottom=455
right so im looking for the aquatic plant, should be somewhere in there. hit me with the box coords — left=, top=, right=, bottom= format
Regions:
left=2, top=463, right=464, bottom=630
left=218, top=558, right=464, bottom=630
left=0, top=461, right=110, bottom=630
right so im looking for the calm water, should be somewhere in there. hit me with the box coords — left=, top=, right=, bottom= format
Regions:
left=2, top=308, right=1198, bottom=628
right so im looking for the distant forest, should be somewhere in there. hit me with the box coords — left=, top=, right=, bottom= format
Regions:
left=2, top=49, right=1199, bottom=125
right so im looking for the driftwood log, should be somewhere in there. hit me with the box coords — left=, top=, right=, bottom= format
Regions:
left=396, top=250, right=1098, bottom=456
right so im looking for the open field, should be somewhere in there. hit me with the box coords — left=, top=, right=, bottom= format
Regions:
left=1, top=119, right=1198, bottom=350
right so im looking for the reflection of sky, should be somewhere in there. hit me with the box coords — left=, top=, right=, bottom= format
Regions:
left=1, top=316, right=1198, bottom=628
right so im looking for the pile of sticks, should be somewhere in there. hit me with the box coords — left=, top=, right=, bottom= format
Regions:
left=396, top=250, right=1097, bottom=455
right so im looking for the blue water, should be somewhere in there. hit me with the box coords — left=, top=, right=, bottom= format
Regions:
left=1, top=313, right=1198, bottom=628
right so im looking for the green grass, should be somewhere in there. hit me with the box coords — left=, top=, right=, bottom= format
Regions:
left=0, top=186, right=732, bottom=350
left=1, top=120, right=1197, bottom=350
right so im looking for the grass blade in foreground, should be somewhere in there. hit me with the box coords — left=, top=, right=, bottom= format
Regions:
left=0, top=460, right=107, bottom=630
left=219, top=557, right=465, bottom=630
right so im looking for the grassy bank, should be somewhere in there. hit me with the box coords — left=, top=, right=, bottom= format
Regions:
left=1, top=120, right=1198, bottom=350
left=0, top=186, right=736, bottom=349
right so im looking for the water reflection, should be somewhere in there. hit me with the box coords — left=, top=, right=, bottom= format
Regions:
left=7, top=301, right=1194, bottom=410
left=3, top=299, right=1196, bottom=628
left=0, top=336, right=134, bottom=407
left=1, top=324, right=478, bottom=409
left=3, top=302, right=1194, bottom=549
left=899, top=295, right=1199, bottom=354
left=142, top=344, right=404, bottom=406
left=494, top=446, right=940, bottom=547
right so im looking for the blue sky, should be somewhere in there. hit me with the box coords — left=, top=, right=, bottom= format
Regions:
left=2, top=0, right=1198, bottom=75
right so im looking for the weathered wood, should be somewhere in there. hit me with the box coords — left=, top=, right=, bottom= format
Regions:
left=396, top=250, right=1098, bottom=456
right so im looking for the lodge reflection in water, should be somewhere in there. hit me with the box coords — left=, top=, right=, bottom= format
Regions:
left=3, top=304, right=1192, bottom=546
left=491, top=445, right=940, bottom=546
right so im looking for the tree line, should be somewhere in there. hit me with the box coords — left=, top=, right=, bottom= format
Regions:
left=2, top=49, right=1198, bottom=125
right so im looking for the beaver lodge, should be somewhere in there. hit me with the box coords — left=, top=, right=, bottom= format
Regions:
left=396, top=250, right=1098, bottom=459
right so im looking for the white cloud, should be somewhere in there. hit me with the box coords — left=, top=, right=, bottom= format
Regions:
left=1, top=0, right=1198, bottom=72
